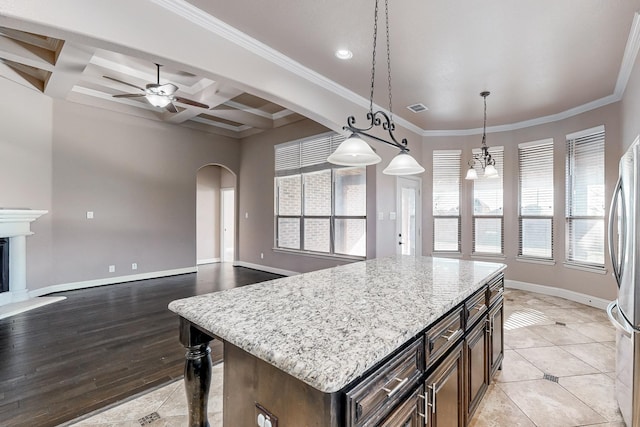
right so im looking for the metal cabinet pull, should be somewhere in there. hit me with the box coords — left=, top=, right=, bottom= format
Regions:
left=382, top=377, right=408, bottom=397
left=426, top=383, right=436, bottom=414
left=473, top=303, right=486, bottom=312
left=441, top=329, right=460, bottom=341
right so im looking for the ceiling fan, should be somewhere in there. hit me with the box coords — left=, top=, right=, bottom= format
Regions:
left=104, top=63, right=209, bottom=113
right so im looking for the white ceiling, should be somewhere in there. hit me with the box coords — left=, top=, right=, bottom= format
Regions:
left=1, top=0, right=639, bottom=135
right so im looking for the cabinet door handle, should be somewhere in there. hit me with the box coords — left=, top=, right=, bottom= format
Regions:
left=382, top=377, right=408, bottom=397
left=426, top=383, right=437, bottom=414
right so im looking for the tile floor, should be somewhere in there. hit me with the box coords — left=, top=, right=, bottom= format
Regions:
left=66, top=289, right=622, bottom=427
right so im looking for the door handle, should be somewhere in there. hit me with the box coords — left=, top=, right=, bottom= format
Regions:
left=607, top=300, right=633, bottom=338
left=608, top=177, right=624, bottom=288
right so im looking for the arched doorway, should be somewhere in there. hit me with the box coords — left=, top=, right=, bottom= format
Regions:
left=196, top=165, right=236, bottom=264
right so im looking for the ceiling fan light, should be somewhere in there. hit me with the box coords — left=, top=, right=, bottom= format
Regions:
left=382, top=152, right=425, bottom=175
left=327, top=134, right=382, bottom=166
left=146, top=93, right=171, bottom=108
left=484, top=164, right=499, bottom=178
left=465, top=166, right=479, bottom=180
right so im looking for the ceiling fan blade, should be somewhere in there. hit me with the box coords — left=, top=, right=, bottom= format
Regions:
left=103, top=75, right=145, bottom=92
left=174, top=96, right=209, bottom=109
left=165, top=102, right=178, bottom=113
left=113, top=93, right=146, bottom=98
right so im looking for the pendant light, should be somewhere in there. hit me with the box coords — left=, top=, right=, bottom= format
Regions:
left=465, top=91, right=498, bottom=180
left=327, top=0, right=424, bottom=175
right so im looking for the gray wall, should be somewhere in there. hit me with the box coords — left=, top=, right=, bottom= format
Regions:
left=50, top=100, right=240, bottom=286
left=0, top=78, right=53, bottom=289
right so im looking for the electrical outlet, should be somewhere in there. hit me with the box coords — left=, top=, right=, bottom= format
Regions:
left=108, top=265, right=115, bottom=273
left=255, top=403, right=277, bottom=427
left=260, top=253, right=264, bottom=259
left=86, top=211, right=94, bottom=219
left=131, top=263, right=138, bottom=270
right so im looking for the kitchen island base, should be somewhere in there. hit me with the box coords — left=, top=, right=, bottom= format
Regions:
left=169, top=257, right=506, bottom=427
left=224, top=342, right=342, bottom=427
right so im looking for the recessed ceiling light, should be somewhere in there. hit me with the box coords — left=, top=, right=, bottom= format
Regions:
left=335, top=49, right=353, bottom=60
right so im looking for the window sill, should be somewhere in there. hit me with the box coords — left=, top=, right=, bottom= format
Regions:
left=471, top=254, right=506, bottom=261
left=431, top=252, right=463, bottom=259
left=273, top=248, right=365, bottom=262
left=563, top=262, right=607, bottom=275
left=516, top=257, right=556, bottom=266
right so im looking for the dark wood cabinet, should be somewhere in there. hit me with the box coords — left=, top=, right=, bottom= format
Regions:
left=424, top=341, right=465, bottom=427
left=341, top=272, right=504, bottom=427
left=488, top=297, right=504, bottom=380
left=379, top=386, right=424, bottom=427
left=464, top=316, right=488, bottom=423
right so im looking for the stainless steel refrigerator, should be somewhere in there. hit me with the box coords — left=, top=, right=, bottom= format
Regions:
left=608, top=137, right=640, bottom=427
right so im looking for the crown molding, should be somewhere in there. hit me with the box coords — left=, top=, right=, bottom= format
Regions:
left=149, top=0, right=424, bottom=136
left=154, top=0, right=640, bottom=137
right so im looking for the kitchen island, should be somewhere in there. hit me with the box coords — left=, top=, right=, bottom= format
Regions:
left=169, top=256, right=506, bottom=426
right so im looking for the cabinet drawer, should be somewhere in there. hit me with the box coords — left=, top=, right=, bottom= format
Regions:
left=488, top=275, right=504, bottom=307
left=465, top=287, right=488, bottom=330
left=345, top=338, right=423, bottom=426
left=378, top=385, right=423, bottom=427
left=425, top=306, right=463, bottom=367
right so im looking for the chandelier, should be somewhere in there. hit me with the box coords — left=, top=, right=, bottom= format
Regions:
left=327, top=0, right=425, bottom=175
left=465, top=91, right=499, bottom=180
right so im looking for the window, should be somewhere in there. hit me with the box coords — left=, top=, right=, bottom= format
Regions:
left=565, top=126, right=605, bottom=267
left=472, top=146, right=504, bottom=255
left=275, top=133, right=366, bottom=258
left=433, top=150, right=461, bottom=252
left=518, top=139, right=554, bottom=259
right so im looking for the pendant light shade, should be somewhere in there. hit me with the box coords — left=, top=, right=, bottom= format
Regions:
left=327, top=133, right=382, bottom=166
left=484, top=163, right=499, bottom=178
left=383, top=152, right=426, bottom=175
left=465, top=167, right=479, bottom=181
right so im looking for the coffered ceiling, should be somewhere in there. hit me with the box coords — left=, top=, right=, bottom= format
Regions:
left=0, top=0, right=639, bottom=136
left=0, top=26, right=305, bottom=139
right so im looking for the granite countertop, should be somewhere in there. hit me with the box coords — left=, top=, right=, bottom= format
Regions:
left=169, top=255, right=505, bottom=393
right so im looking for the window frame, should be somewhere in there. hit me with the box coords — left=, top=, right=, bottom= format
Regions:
left=471, top=146, right=504, bottom=256
left=274, top=133, right=367, bottom=260
left=517, top=139, right=554, bottom=261
left=564, top=125, right=606, bottom=270
left=432, top=149, right=461, bottom=253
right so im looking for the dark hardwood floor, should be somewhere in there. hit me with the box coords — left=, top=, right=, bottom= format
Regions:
left=0, top=264, right=282, bottom=427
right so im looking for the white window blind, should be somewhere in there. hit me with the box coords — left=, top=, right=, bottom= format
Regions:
left=433, top=150, right=461, bottom=252
left=519, top=139, right=554, bottom=259
left=275, top=133, right=345, bottom=175
left=473, top=146, right=504, bottom=254
left=565, top=127, right=605, bottom=267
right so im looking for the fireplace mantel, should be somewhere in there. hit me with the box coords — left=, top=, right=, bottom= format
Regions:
left=0, top=209, right=48, bottom=306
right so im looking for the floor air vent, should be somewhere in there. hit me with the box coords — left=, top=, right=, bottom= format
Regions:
left=555, top=321, right=566, bottom=326
left=543, top=373, right=559, bottom=383
left=138, top=412, right=161, bottom=425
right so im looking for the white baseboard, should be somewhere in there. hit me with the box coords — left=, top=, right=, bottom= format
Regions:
left=505, top=279, right=610, bottom=310
left=29, top=267, right=198, bottom=297
left=197, top=258, right=220, bottom=265
left=0, top=296, right=66, bottom=320
left=233, top=261, right=299, bottom=277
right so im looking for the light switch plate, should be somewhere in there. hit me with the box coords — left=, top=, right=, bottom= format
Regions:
left=389, top=212, right=397, bottom=220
